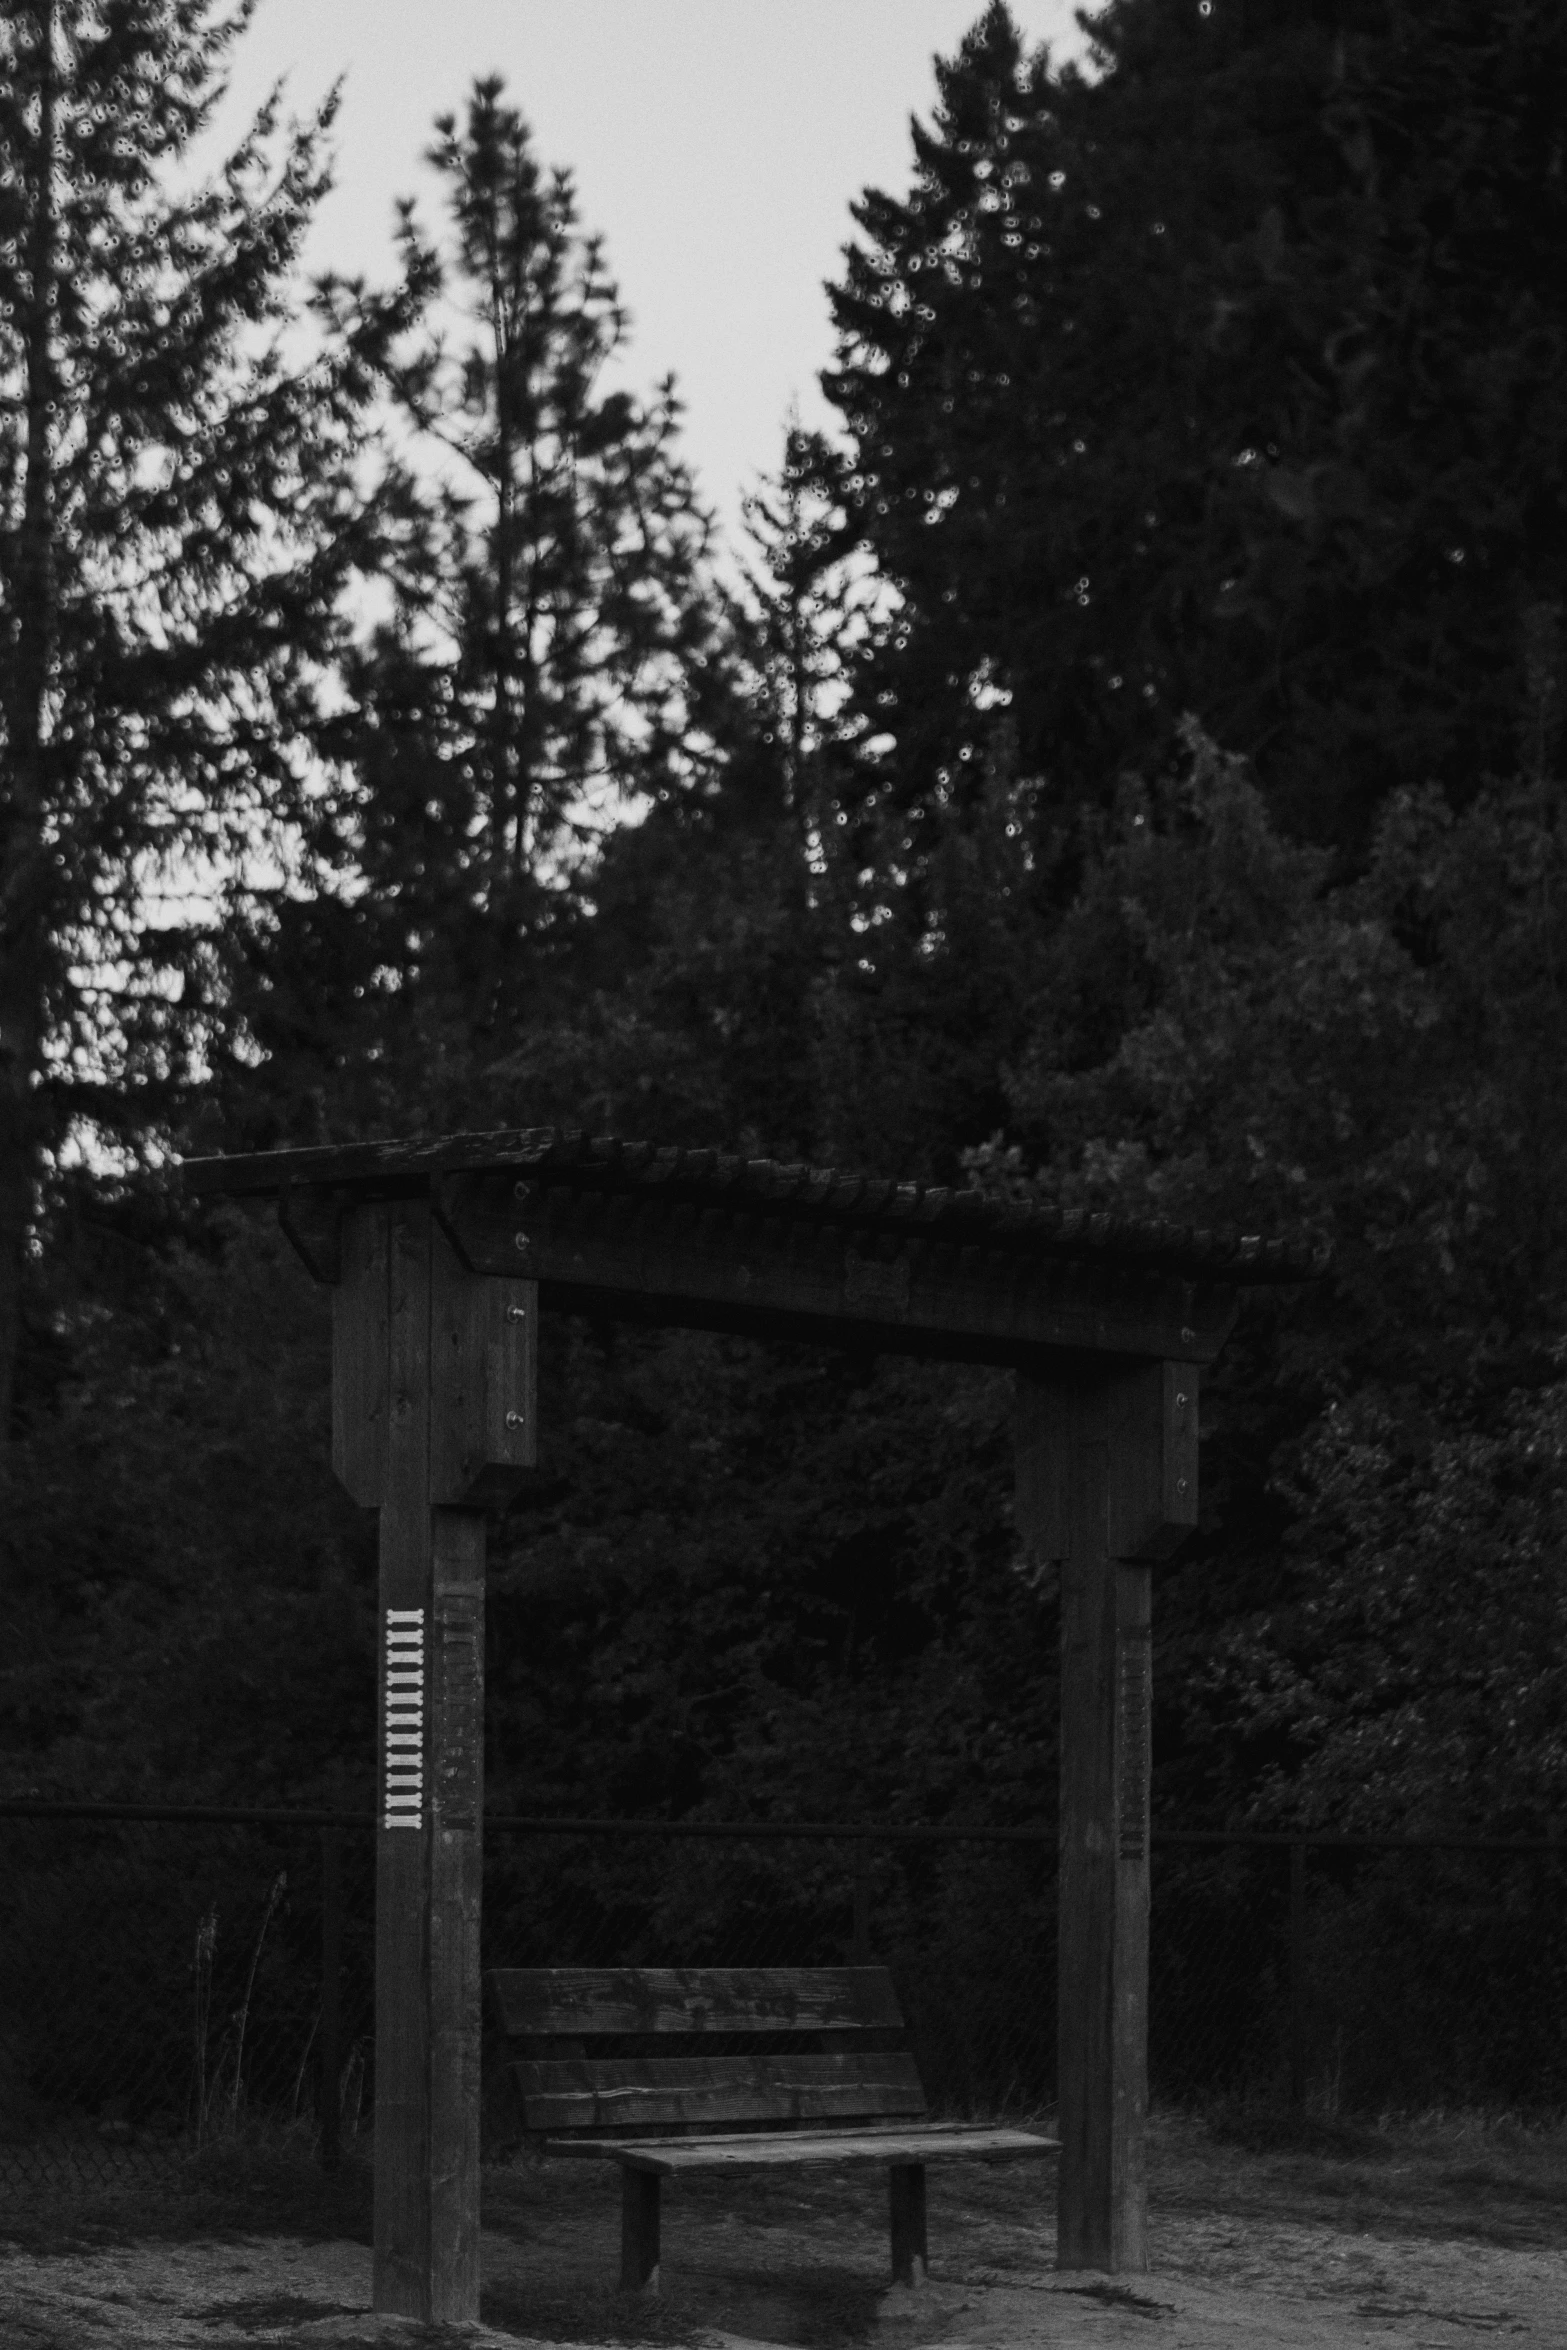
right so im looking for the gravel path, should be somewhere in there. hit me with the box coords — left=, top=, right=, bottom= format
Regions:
left=1, top=2112, right=1561, bottom=2347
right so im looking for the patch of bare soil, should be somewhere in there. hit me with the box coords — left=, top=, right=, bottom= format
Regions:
left=1, top=2110, right=1563, bottom=2349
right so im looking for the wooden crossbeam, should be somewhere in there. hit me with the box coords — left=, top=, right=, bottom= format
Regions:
left=425, top=1173, right=1238, bottom=1368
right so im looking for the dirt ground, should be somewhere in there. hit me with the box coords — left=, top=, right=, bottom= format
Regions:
left=1, top=2108, right=1564, bottom=2349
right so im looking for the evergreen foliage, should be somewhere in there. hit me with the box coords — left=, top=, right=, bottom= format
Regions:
left=808, top=0, right=1567, bottom=856
left=0, top=0, right=393, bottom=1432
left=4, top=5, right=1566, bottom=1872
left=220, top=81, right=739, bottom=1147
left=971, top=720, right=1567, bottom=1830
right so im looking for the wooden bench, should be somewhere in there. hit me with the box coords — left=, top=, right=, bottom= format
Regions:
left=484, top=1964, right=1059, bottom=2291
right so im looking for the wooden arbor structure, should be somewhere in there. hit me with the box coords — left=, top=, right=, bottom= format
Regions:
left=185, top=1128, right=1319, bottom=2323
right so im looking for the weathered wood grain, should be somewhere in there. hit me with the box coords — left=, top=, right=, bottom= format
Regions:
left=332, top=1205, right=389, bottom=1508
left=485, top=1964, right=904, bottom=2040
left=546, top=2125, right=1061, bottom=2174
left=1106, top=1362, right=1200, bottom=1561
left=428, top=1217, right=536, bottom=1504
left=1051, top=1378, right=1118, bottom=2271
left=1018, top=1372, right=1154, bottom=2274
left=495, top=1957, right=1059, bottom=2291
left=428, top=1515, right=485, bottom=2321
left=1013, top=1376, right=1072, bottom=1568
left=318, top=1828, right=343, bottom=2174
left=1018, top=1363, right=1200, bottom=1568
left=1111, top=1561, right=1151, bottom=2262
left=374, top=1200, right=432, bottom=2320
left=511, top=2050, right=926, bottom=2134
left=366, top=1207, right=491, bottom=2326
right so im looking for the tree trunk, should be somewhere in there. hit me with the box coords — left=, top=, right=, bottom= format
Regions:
left=0, top=956, right=46, bottom=1449
left=0, top=1, right=58, bottom=1447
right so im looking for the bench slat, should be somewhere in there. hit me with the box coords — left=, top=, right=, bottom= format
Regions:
left=487, top=1964, right=904, bottom=2040
left=546, top=2124, right=1063, bottom=2175
left=511, top=2050, right=926, bottom=2134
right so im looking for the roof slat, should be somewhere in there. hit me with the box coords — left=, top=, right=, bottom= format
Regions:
left=181, top=1129, right=1329, bottom=1287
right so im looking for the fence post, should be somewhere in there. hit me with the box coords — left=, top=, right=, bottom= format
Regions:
left=852, top=1830, right=871, bottom=1963
left=1288, top=1841, right=1306, bottom=2109
left=320, top=1826, right=344, bottom=2171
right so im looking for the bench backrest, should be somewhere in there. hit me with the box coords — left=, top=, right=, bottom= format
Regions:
left=483, top=1964, right=927, bottom=2138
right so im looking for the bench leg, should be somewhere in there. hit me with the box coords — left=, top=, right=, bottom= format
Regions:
left=889, top=2161, right=927, bottom=2287
left=620, top=2167, right=661, bottom=2293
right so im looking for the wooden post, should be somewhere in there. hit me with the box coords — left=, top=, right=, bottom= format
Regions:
left=1017, top=1360, right=1198, bottom=2273
left=889, top=2161, right=928, bottom=2286
left=1288, top=1841, right=1307, bottom=2108
left=333, top=1199, right=536, bottom=2324
left=620, top=2170, right=662, bottom=2292
left=319, top=1827, right=343, bottom=2173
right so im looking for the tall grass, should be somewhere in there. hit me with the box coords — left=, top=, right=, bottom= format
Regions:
left=190, top=1873, right=287, bottom=2146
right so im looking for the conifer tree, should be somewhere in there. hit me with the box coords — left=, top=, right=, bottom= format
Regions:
left=739, top=418, right=863, bottom=846
left=812, top=0, right=1567, bottom=854
left=0, top=0, right=391, bottom=1436
left=259, top=81, right=733, bottom=1127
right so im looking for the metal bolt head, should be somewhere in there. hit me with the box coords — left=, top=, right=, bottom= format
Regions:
left=514, top=1231, right=530, bottom=1252
left=505, top=1410, right=527, bottom=1430
left=506, top=1303, right=527, bottom=1321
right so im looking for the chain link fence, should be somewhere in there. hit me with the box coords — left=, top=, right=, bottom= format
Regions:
left=1147, top=1833, right=1567, bottom=2113
left=0, top=1806, right=376, bottom=2190
left=2, top=1803, right=1563, bottom=2188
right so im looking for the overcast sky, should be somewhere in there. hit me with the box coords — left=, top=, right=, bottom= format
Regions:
left=209, top=1, right=1091, bottom=552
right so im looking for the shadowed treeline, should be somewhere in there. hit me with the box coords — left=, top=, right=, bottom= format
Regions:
left=3, top=2, right=1566, bottom=1926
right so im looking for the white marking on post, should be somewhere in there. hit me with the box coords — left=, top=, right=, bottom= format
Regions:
left=383, top=1607, right=425, bottom=1830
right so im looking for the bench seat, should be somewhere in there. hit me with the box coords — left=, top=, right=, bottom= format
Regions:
left=484, top=1964, right=1059, bottom=2291
left=547, top=2120, right=1060, bottom=2172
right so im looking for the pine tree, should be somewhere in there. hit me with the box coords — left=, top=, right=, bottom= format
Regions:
left=0, top=0, right=391, bottom=1436
left=738, top=418, right=866, bottom=846
left=811, top=0, right=1567, bottom=855
left=252, top=80, right=735, bottom=1130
